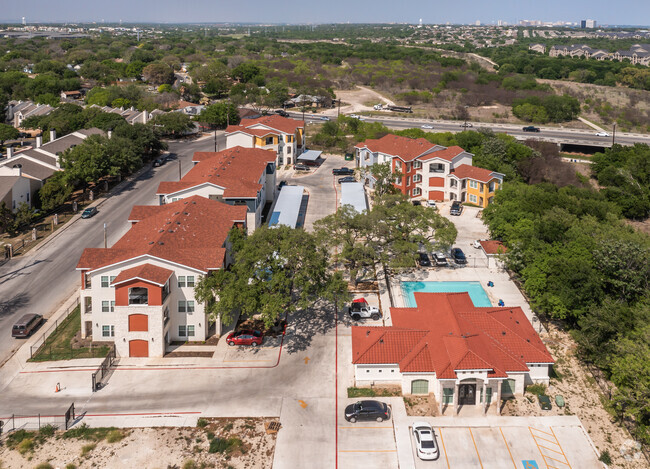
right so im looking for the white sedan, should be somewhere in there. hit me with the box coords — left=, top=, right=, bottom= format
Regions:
left=595, top=131, right=610, bottom=137
left=412, top=421, right=439, bottom=460
left=421, top=124, right=434, bottom=129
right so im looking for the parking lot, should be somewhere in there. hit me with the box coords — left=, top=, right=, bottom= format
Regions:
left=406, top=417, right=601, bottom=469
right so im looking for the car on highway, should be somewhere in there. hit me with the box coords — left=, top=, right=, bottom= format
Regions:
left=595, top=131, right=610, bottom=137
left=349, top=114, right=362, bottom=119
left=344, top=400, right=391, bottom=423
left=450, top=201, right=463, bottom=216
left=226, top=330, right=264, bottom=347
left=421, top=124, right=434, bottom=129
left=275, top=109, right=289, bottom=117
left=338, top=176, right=356, bottom=183
left=81, top=207, right=98, bottom=219
left=332, top=167, right=355, bottom=176
left=451, top=248, right=467, bottom=264
left=432, top=252, right=448, bottom=267
left=348, top=298, right=381, bottom=321
left=412, top=421, right=440, bottom=460
left=460, top=122, right=473, bottom=128
left=523, top=126, right=541, bottom=132
left=294, top=163, right=310, bottom=171
left=418, top=252, right=431, bottom=267
left=319, top=116, right=330, bottom=121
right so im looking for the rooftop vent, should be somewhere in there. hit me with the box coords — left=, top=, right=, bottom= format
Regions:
left=149, top=241, right=154, bottom=245
left=526, top=339, right=530, bottom=342
left=501, top=331, right=506, bottom=336
left=379, top=339, right=384, bottom=344
left=159, top=229, right=164, bottom=233
left=158, top=242, right=164, bottom=245
left=176, top=221, right=181, bottom=225
left=184, top=212, right=189, bottom=215
left=366, top=330, right=370, bottom=336
left=168, top=229, right=174, bottom=233
left=175, top=212, right=180, bottom=215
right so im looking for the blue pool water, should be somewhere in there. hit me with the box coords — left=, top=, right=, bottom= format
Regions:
left=401, top=281, right=492, bottom=307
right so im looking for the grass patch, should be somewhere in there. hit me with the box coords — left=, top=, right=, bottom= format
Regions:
left=29, top=306, right=110, bottom=362
left=5, top=429, right=35, bottom=449
left=39, top=424, right=57, bottom=438
left=106, top=429, right=124, bottom=443
left=34, top=464, right=53, bottom=469
left=81, top=443, right=96, bottom=457
left=208, top=437, right=242, bottom=454
left=196, top=418, right=208, bottom=428
left=17, top=438, right=34, bottom=455
left=526, top=383, right=547, bottom=396
left=599, top=450, right=612, bottom=464
left=63, top=423, right=115, bottom=441
left=65, top=465, right=77, bottom=469
left=347, top=387, right=400, bottom=398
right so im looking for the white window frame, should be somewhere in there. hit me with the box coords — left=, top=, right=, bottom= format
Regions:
left=102, top=301, right=110, bottom=313
left=178, top=300, right=187, bottom=313
left=186, top=276, right=195, bottom=287
left=469, top=194, right=478, bottom=203
left=178, top=276, right=186, bottom=288
left=187, top=325, right=195, bottom=337
left=101, top=276, right=109, bottom=288
left=413, top=174, right=422, bottom=183
left=413, top=160, right=422, bottom=169
left=186, top=300, right=195, bottom=313
left=469, top=180, right=479, bottom=189
left=102, top=325, right=115, bottom=337
left=178, top=325, right=186, bottom=337
left=412, top=187, right=422, bottom=196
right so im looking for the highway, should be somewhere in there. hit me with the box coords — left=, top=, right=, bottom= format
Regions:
left=292, top=112, right=650, bottom=148
left=0, top=134, right=224, bottom=366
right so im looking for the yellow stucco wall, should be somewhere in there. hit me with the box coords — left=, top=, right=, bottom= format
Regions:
left=467, top=179, right=500, bottom=208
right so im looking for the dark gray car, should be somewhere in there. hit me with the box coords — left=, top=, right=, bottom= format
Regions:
left=344, top=400, right=391, bottom=423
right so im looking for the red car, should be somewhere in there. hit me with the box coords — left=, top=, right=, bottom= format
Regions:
left=226, top=330, right=264, bottom=346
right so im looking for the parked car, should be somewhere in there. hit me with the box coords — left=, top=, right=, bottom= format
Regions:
left=421, top=124, right=434, bottom=129
left=412, top=422, right=440, bottom=461
left=81, top=207, right=98, bottom=219
left=450, top=201, right=463, bottom=216
left=432, top=252, right=448, bottom=267
left=275, top=109, right=289, bottom=117
left=418, top=252, right=431, bottom=267
left=595, top=131, right=610, bottom=137
left=348, top=298, right=381, bottom=321
left=294, top=163, right=310, bottom=171
left=412, top=200, right=422, bottom=206
left=472, top=240, right=482, bottom=249
left=163, top=154, right=175, bottom=162
left=338, top=176, right=356, bottom=184
left=153, top=158, right=165, bottom=167
left=226, top=330, right=264, bottom=347
left=344, top=400, right=391, bottom=423
left=538, top=395, right=552, bottom=410
left=451, top=248, right=467, bottom=264
left=12, top=313, right=43, bottom=338
left=332, top=167, right=354, bottom=176
left=278, top=181, right=287, bottom=190
left=426, top=200, right=437, bottom=208
left=523, top=126, right=541, bottom=132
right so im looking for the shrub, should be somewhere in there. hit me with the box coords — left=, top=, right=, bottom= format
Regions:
left=106, top=429, right=124, bottom=443
left=599, top=450, right=612, bottom=464
left=34, top=464, right=53, bottom=469
left=208, top=437, right=229, bottom=453
left=65, top=464, right=77, bottom=469
left=183, top=460, right=198, bottom=469
left=17, top=438, right=33, bottom=455
left=526, top=384, right=547, bottom=396
left=196, top=418, right=208, bottom=428
left=39, top=424, right=57, bottom=438
left=81, top=443, right=96, bottom=457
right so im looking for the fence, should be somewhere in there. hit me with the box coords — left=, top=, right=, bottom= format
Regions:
left=29, top=298, right=80, bottom=359
left=92, top=344, right=117, bottom=392
left=0, top=403, right=75, bottom=436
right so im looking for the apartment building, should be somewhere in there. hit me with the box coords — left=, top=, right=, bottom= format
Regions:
left=225, top=115, right=305, bottom=166
left=355, top=134, right=504, bottom=208
left=76, top=196, right=247, bottom=358
left=156, top=146, right=277, bottom=233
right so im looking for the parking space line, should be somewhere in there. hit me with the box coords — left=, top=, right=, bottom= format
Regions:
left=543, top=454, right=572, bottom=466
left=530, top=427, right=555, bottom=437
left=550, top=427, right=572, bottom=468
left=538, top=444, right=567, bottom=456
left=338, top=426, right=393, bottom=429
left=437, top=427, right=451, bottom=469
left=338, top=450, right=397, bottom=453
left=529, top=427, right=572, bottom=469
left=534, top=435, right=561, bottom=445
left=499, top=427, right=517, bottom=468
left=468, top=428, right=484, bottom=469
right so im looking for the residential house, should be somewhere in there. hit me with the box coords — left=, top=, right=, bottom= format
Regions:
left=0, top=166, right=42, bottom=212
left=155, top=146, right=277, bottom=233
left=76, top=196, right=247, bottom=358
left=174, top=100, right=204, bottom=116
left=528, top=43, right=546, bottom=54
left=225, top=115, right=305, bottom=166
left=352, top=292, right=554, bottom=414
left=355, top=134, right=504, bottom=208
left=10, top=102, right=54, bottom=128
left=60, top=90, right=83, bottom=101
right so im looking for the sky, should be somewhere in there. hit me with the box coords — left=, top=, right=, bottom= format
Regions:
left=3, top=0, right=649, bottom=26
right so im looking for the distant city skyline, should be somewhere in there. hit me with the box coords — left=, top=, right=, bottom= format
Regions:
left=2, top=0, right=650, bottom=27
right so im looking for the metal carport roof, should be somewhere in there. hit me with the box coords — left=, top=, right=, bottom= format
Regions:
left=340, top=182, right=368, bottom=213
left=297, top=150, right=322, bottom=162
left=269, top=185, right=305, bottom=229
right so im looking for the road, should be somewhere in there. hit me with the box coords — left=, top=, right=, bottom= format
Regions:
left=0, top=134, right=224, bottom=366
left=293, top=112, right=650, bottom=147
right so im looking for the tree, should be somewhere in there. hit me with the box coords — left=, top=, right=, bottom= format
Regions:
left=11, top=202, right=35, bottom=232
left=150, top=112, right=194, bottom=137
left=142, top=63, right=175, bottom=86
left=0, top=202, right=14, bottom=234
left=366, top=162, right=402, bottom=200
left=37, top=171, right=72, bottom=211
left=194, top=226, right=349, bottom=328
left=195, top=102, right=240, bottom=129
left=0, top=123, right=19, bottom=147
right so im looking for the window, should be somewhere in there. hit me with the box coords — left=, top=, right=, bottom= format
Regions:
left=186, top=300, right=195, bottom=313
left=489, top=182, right=496, bottom=192
left=101, top=276, right=109, bottom=288
left=171, top=197, right=181, bottom=202
left=413, top=174, right=422, bottom=183
left=413, top=160, right=422, bottom=169
left=128, top=287, right=148, bottom=305
left=111, top=301, right=115, bottom=312
left=187, top=325, right=195, bottom=337
left=27, top=192, right=29, bottom=202
left=102, top=301, right=110, bottom=313
left=450, top=179, right=457, bottom=188
left=102, top=325, right=115, bottom=337
left=265, top=137, right=274, bottom=145
left=469, top=180, right=478, bottom=189
left=429, top=163, right=445, bottom=173
left=406, top=163, right=411, bottom=172
left=178, top=301, right=186, bottom=313
left=187, top=276, right=195, bottom=287
left=178, top=276, right=186, bottom=288
left=442, top=387, right=454, bottom=404
left=412, top=187, right=422, bottom=196
left=395, top=161, right=402, bottom=170
left=287, top=146, right=291, bottom=154
left=469, top=194, right=477, bottom=203
left=406, top=176, right=410, bottom=185
left=395, top=177, right=402, bottom=185
left=178, top=325, right=186, bottom=337
left=286, top=135, right=293, bottom=143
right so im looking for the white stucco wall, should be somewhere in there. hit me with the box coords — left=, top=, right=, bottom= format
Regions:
left=164, top=184, right=225, bottom=204
left=226, top=133, right=254, bottom=149
left=354, top=364, right=401, bottom=384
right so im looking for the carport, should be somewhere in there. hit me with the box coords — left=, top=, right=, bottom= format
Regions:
left=297, top=150, right=322, bottom=166
left=269, top=185, right=305, bottom=229
left=340, top=182, right=368, bottom=213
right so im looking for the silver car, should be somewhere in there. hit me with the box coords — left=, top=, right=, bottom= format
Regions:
left=412, top=421, right=440, bottom=460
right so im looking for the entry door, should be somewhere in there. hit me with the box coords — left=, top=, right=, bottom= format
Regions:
left=459, top=384, right=476, bottom=405
left=129, top=340, right=149, bottom=357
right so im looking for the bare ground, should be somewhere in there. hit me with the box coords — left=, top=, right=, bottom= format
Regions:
left=0, top=418, right=278, bottom=469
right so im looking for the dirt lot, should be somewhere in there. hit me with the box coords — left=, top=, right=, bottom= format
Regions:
left=0, top=418, right=278, bottom=469
left=501, top=323, right=646, bottom=468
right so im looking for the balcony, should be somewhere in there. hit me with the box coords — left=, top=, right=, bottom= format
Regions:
left=128, top=287, right=149, bottom=305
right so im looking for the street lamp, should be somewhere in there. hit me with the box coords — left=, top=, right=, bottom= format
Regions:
left=463, top=105, right=469, bottom=129
left=214, top=125, right=217, bottom=152
left=612, top=123, right=616, bottom=146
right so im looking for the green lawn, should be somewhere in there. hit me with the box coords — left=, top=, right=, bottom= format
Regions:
left=29, top=306, right=110, bottom=362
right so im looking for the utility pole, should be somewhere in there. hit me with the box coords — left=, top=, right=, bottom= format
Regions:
left=103, top=223, right=107, bottom=249
left=214, top=127, right=217, bottom=152
left=178, top=160, right=181, bottom=180
left=612, top=123, right=616, bottom=146
left=337, top=99, right=341, bottom=118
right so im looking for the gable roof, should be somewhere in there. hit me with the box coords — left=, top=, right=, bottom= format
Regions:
left=355, top=134, right=440, bottom=162
left=77, top=196, right=247, bottom=273
left=226, top=115, right=304, bottom=137
left=111, top=263, right=174, bottom=287
left=451, top=164, right=503, bottom=183
left=421, top=146, right=467, bottom=162
left=157, top=146, right=275, bottom=198
left=352, top=292, right=553, bottom=379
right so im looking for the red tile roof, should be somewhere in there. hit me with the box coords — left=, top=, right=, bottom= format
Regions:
left=479, top=240, right=507, bottom=255
left=111, top=263, right=174, bottom=287
left=225, top=125, right=278, bottom=138
left=421, top=145, right=467, bottom=162
left=226, top=115, right=304, bottom=136
left=355, top=134, right=440, bottom=162
left=451, top=164, right=500, bottom=183
left=77, top=196, right=247, bottom=273
left=157, top=146, right=275, bottom=198
left=352, top=292, right=553, bottom=379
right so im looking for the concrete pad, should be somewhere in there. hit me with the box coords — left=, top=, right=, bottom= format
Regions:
left=439, top=427, right=482, bottom=467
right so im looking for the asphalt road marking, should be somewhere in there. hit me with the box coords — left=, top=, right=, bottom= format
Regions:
left=298, top=400, right=308, bottom=409
left=338, top=426, right=393, bottom=429
left=338, top=449, right=397, bottom=453
left=499, top=427, right=518, bottom=468
left=437, top=427, right=451, bottom=468
left=468, top=427, right=484, bottom=468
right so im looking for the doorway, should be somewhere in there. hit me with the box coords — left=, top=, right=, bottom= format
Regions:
left=459, top=383, right=476, bottom=405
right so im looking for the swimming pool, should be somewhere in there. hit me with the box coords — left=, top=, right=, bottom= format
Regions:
left=401, top=281, right=492, bottom=307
